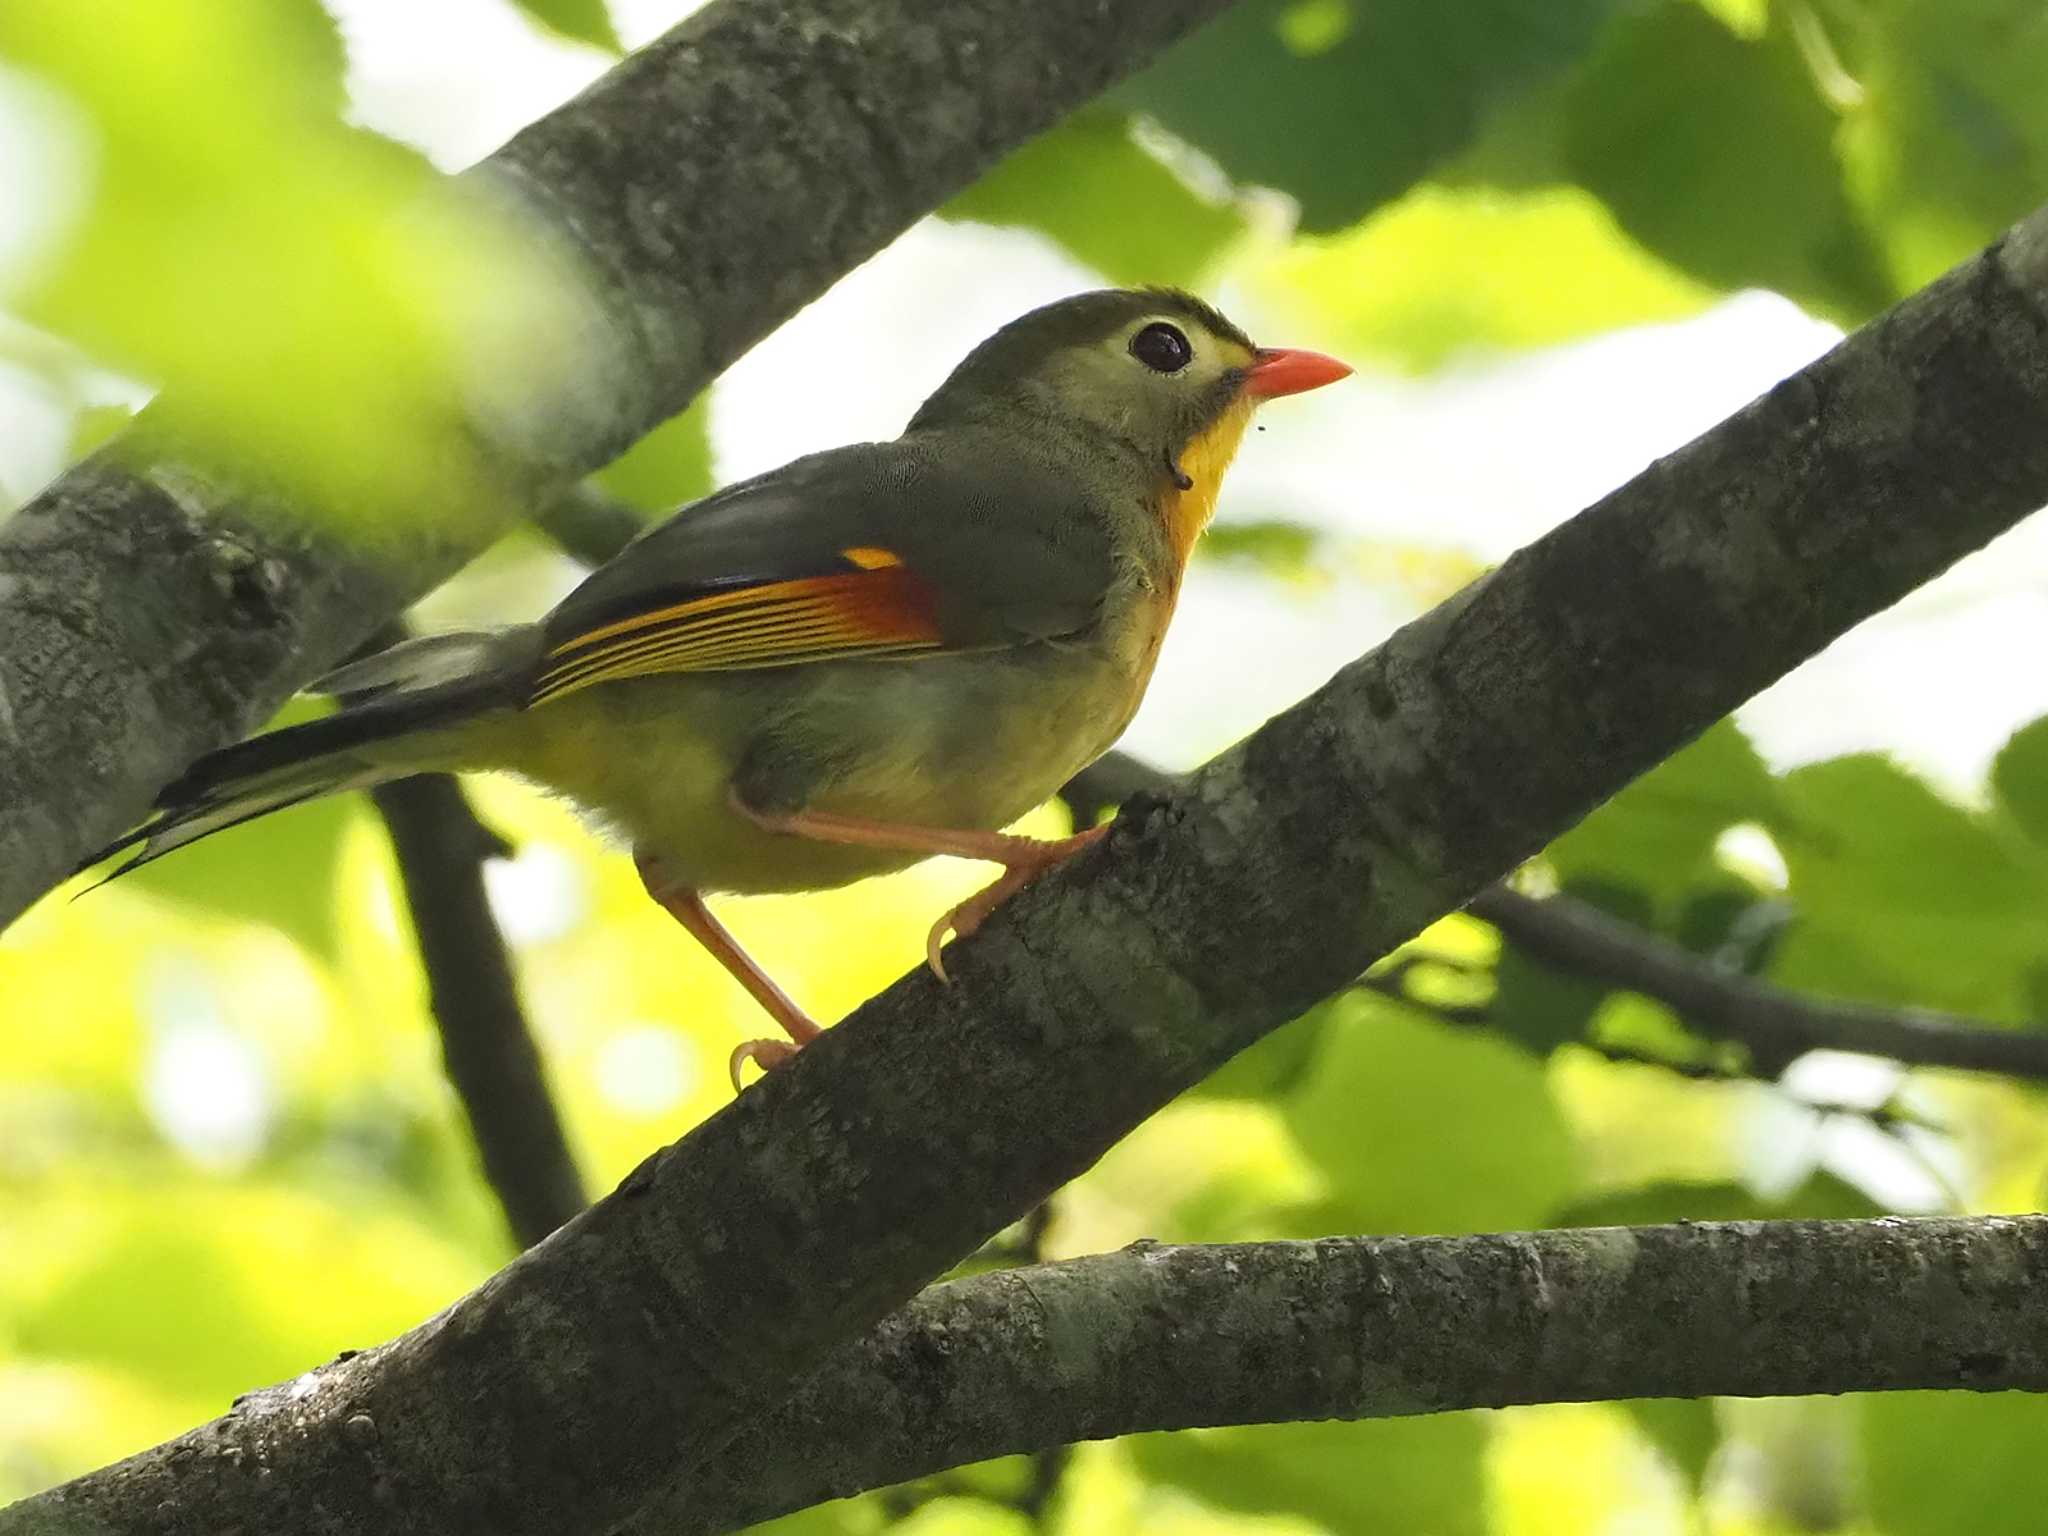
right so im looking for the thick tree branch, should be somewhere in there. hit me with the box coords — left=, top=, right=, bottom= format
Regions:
left=655, top=1216, right=2048, bottom=1533
left=1064, top=760, right=2048, bottom=1085
left=0, top=0, right=1237, bottom=928
left=12, top=202, right=2048, bottom=1536
left=371, top=775, right=586, bottom=1249
left=1466, top=884, right=2048, bottom=1081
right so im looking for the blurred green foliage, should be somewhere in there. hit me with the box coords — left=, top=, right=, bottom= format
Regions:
left=6, top=0, right=2048, bottom=1532
left=1260, top=185, right=1713, bottom=374
left=943, top=112, right=1247, bottom=289
left=1116, top=0, right=1628, bottom=233
left=0, top=0, right=582, bottom=537
left=591, top=396, right=714, bottom=513
left=512, top=0, right=623, bottom=52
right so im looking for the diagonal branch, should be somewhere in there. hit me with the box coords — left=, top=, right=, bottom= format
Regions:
left=12, top=199, right=2048, bottom=1536
left=651, top=1216, right=2048, bottom=1533
left=0, top=0, right=1239, bottom=928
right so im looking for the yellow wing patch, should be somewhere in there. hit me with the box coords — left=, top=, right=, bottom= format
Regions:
left=840, top=545, right=902, bottom=569
left=531, top=567, right=943, bottom=706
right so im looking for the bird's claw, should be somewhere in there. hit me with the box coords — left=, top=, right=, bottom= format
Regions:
left=925, top=868, right=1030, bottom=983
left=922, top=824, right=1110, bottom=984
left=728, top=1037, right=802, bottom=1092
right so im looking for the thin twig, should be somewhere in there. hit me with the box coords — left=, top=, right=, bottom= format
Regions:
left=371, top=774, right=586, bottom=1248
left=1061, top=754, right=2048, bottom=1085
left=1467, top=884, right=2048, bottom=1083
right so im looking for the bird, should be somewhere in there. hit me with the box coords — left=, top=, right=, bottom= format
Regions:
left=85, top=288, right=1350, bottom=1087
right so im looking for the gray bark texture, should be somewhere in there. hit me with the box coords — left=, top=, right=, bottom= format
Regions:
left=11, top=199, right=2048, bottom=1536
left=665, top=1217, right=2048, bottom=1533
left=0, top=0, right=1235, bottom=927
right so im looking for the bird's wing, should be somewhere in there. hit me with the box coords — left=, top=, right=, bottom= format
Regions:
left=531, top=438, right=1115, bottom=707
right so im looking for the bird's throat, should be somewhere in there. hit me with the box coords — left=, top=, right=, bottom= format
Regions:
left=1164, top=393, right=1257, bottom=568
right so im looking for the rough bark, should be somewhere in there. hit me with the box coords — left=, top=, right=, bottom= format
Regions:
left=0, top=0, right=1237, bottom=927
left=11, top=204, right=2048, bottom=1536
left=661, top=1217, right=2048, bottom=1533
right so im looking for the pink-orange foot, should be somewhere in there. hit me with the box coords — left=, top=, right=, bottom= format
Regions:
left=635, top=852, right=822, bottom=1091
left=923, top=823, right=1109, bottom=981
left=729, top=793, right=1111, bottom=983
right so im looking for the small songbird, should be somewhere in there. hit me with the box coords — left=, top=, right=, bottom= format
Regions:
left=87, top=289, right=1350, bottom=1085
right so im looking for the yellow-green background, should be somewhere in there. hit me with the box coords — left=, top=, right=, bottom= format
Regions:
left=7, top=1, right=2048, bottom=1531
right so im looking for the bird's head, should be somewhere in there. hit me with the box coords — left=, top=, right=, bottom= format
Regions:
left=908, top=288, right=1350, bottom=555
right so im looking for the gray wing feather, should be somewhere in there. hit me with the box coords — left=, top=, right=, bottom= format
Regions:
left=543, top=438, right=1116, bottom=653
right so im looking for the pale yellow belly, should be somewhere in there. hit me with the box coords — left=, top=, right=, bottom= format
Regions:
left=456, top=638, right=1149, bottom=895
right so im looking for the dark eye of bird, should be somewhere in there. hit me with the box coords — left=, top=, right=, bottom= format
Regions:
left=1130, top=322, right=1192, bottom=373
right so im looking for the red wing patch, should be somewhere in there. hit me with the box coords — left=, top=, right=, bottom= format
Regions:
left=530, top=566, right=943, bottom=706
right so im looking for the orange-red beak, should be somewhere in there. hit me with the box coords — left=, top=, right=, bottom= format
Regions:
left=1243, top=347, right=1352, bottom=399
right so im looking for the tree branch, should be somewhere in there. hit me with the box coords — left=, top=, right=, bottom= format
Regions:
left=534, top=483, right=650, bottom=570
left=646, top=1216, right=2048, bottom=1533
left=13, top=199, right=2048, bottom=1536
left=1062, top=758, right=2048, bottom=1086
left=0, top=0, right=1238, bottom=928
left=371, top=774, right=586, bottom=1250
left=1465, top=884, right=2048, bottom=1081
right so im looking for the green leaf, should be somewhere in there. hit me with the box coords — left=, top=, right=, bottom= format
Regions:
left=738, top=1501, right=877, bottom=1536
left=593, top=396, right=713, bottom=513
left=1131, top=1417, right=1488, bottom=1536
left=111, top=697, right=355, bottom=961
left=1990, top=715, right=2048, bottom=850
left=507, top=0, right=622, bottom=52
left=1562, top=2, right=1893, bottom=321
left=1120, top=0, right=1627, bottom=232
left=1284, top=996, right=1577, bottom=1236
left=1694, top=0, right=1766, bottom=38
left=66, top=402, right=137, bottom=464
left=885, top=1499, right=1033, bottom=1536
left=1673, top=879, right=1784, bottom=967
left=1833, top=0, right=2048, bottom=292
left=1190, top=1008, right=1327, bottom=1100
left=1491, top=878, right=1652, bottom=1056
left=267, top=0, right=349, bottom=118
left=1504, top=875, right=1790, bottom=1070
left=10, top=1178, right=484, bottom=1406
left=1546, top=720, right=1779, bottom=916
left=0, top=0, right=577, bottom=539
left=1769, top=754, right=2048, bottom=1021
left=1260, top=184, right=1714, bottom=372
left=1623, top=1397, right=1719, bottom=1494
left=1550, top=1171, right=1882, bottom=1228
left=1862, top=1393, right=2048, bottom=1536
left=1194, top=518, right=1322, bottom=580
left=944, top=111, right=1246, bottom=288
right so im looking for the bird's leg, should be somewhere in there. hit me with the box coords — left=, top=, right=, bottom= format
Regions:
left=634, top=852, right=822, bottom=1090
left=730, top=796, right=1109, bottom=982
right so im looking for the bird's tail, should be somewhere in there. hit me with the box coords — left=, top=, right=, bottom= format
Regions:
left=80, top=626, right=543, bottom=882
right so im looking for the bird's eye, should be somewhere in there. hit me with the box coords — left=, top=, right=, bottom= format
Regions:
left=1130, top=322, right=1192, bottom=373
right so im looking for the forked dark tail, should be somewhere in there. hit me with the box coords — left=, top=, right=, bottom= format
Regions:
left=79, top=627, right=541, bottom=882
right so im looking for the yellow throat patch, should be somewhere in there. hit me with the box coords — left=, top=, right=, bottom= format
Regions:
left=1165, top=391, right=1257, bottom=566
